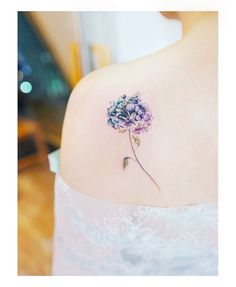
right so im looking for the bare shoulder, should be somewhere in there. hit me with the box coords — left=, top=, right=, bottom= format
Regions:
left=60, top=60, right=165, bottom=204
left=60, top=64, right=138, bottom=184
left=60, top=43, right=217, bottom=206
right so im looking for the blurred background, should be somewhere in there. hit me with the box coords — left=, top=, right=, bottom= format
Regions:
left=18, top=11, right=182, bottom=275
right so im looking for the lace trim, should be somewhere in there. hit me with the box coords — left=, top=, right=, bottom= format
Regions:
left=55, top=175, right=217, bottom=245
left=54, top=233, right=217, bottom=275
left=53, top=174, right=218, bottom=275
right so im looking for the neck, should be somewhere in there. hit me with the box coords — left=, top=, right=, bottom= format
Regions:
left=178, top=12, right=218, bottom=36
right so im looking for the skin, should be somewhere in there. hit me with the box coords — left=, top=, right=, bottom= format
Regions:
left=60, top=12, right=218, bottom=207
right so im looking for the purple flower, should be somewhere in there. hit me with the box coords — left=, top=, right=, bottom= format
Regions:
left=106, top=92, right=160, bottom=191
left=107, top=93, right=153, bottom=134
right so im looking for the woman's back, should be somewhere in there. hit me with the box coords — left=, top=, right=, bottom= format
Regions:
left=53, top=12, right=218, bottom=275
left=60, top=13, right=217, bottom=207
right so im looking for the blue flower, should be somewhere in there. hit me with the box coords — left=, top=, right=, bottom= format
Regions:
left=107, top=93, right=152, bottom=134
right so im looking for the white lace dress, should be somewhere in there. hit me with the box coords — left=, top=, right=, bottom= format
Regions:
left=52, top=174, right=218, bottom=276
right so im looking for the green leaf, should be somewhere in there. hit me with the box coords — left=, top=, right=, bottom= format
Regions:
left=123, top=157, right=129, bottom=169
left=132, top=135, right=140, bottom=146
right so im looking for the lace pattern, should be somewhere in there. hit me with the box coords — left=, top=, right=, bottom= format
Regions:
left=52, top=174, right=218, bottom=275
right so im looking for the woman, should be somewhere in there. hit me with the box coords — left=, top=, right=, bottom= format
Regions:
left=52, top=12, right=218, bottom=275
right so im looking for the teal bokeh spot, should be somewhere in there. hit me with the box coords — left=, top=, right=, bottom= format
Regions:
left=20, top=81, right=32, bottom=93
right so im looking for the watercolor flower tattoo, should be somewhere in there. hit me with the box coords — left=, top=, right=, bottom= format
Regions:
left=107, top=92, right=160, bottom=191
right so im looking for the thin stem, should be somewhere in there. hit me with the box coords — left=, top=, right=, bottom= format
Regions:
left=128, top=130, right=160, bottom=191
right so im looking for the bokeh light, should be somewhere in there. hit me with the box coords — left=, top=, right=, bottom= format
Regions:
left=20, top=81, right=32, bottom=94
left=40, top=52, right=53, bottom=63
left=21, top=64, right=32, bottom=76
left=18, top=71, right=24, bottom=81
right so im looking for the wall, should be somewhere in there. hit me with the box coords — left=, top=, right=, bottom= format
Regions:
left=112, top=12, right=182, bottom=62
left=78, top=12, right=182, bottom=74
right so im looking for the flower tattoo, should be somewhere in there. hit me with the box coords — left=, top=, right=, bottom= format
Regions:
left=107, top=92, right=160, bottom=191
